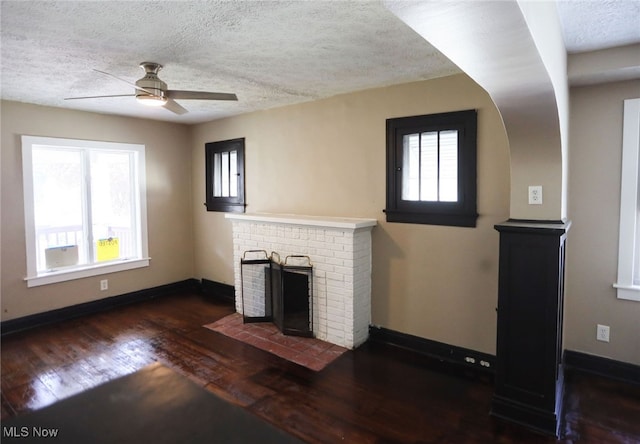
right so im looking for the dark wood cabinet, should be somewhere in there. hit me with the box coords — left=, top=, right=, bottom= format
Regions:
left=491, top=220, right=570, bottom=437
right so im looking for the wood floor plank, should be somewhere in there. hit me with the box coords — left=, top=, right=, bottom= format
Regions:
left=1, top=291, right=638, bottom=443
left=2, top=378, right=59, bottom=416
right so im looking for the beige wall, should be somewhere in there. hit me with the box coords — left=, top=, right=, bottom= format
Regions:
left=389, top=1, right=567, bottom=222
left=565, top=79, right=640, bottom=365
left=1, top=101, right=195, bottom=321
left=4, top=75, right=636, bottom=366
left=192, top=75, right=511, bottom=354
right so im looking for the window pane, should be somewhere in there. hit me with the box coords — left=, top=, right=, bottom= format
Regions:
left=439, top=130, right=458, bottom=202
left=635, top=215, right=640, bottom=285
left=635, top=169, right=640, bottom=285
left=32, top=148, right=85, bottom=271
left=90, top=151, right=135, bottom=261
left=402, top=134, right=420, bottom=201
left=213, top=152, right=222, bottom=197
left=421, top=132, right=439, bottom=201
left=221, top=151, right=230, bottom=197
left=229, top=150, right=238, bottom=197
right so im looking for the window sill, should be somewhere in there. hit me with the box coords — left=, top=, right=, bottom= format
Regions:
left=205, top=202, right=246, bottom=213
left=25, top=258, right=151, bottom=288
left=614, top=283, right=640, bottom=302
left=384, top=209, right=478, bottom=227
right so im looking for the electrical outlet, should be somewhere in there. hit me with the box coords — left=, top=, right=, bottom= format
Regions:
left=596, top=324, right=610, bottom=342
left=100, top=279, right=108, bottom=291
left=528, top=185, right=543, bottom=205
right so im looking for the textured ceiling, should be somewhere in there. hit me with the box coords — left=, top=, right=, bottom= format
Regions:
left=1, top=0, right=639, bottom=125
left=1, top=1, right=460, bottom=124
left=557, top=0, right=640, bottom=53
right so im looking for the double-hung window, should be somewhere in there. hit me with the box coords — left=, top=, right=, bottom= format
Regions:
left=614, top=98, right=640, bottom=301
left=385, top=110, right=478, bottom=227
left=22, top=136, right=149, bottom=287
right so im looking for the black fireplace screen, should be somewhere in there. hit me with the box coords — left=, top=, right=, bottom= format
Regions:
left=240, top=250, right=273, bottom=323
left=241, top=251, right=313, bottom=337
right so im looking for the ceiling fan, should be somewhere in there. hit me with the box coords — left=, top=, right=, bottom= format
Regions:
left=65, top=62, right=238, bottom=115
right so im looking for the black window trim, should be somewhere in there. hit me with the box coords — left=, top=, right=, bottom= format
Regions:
left=385, top=109, right=478, bottom=227
left=205, top=137, right=246, bottom=213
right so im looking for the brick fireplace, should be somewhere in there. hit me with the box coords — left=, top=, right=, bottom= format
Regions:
left=226, top=213, right=377, bottom=349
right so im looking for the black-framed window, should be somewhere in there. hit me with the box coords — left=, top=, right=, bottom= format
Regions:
left=385, top=110, right=478, bottom=227
left=205, top=138, right=245, bottom=213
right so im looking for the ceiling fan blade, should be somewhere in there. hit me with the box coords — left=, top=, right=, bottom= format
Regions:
left=65, top=94, right=136, bottom=100
left=93, top=69, right=156, bottom=96
left=166, top=90, right=238, bottom=101
left=163, top=98, right=188, bottom=115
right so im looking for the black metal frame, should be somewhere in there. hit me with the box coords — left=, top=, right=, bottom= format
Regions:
left=276, top=256, right=313, bottom=338
left=240, top=250, right=273, bottom=323
left=240, top=251, right=313, bottom=337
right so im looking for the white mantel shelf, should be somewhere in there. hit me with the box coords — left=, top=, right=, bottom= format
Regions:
left=225, top=213, right=377, bottom=230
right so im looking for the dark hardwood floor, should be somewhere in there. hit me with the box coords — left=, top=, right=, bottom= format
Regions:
left=1, top=291, right=639, bottom=443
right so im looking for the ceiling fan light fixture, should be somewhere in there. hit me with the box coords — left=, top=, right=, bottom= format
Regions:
left=136, top=94, right=167, bottom=107
left=67, top=62, right=237, bottom=115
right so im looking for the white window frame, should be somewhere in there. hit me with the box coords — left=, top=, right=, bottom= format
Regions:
left=22, top=136, right=150, bottom=287
left=614, top=98, right=640, bottom=301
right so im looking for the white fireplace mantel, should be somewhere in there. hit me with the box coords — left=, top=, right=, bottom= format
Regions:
left=226, top=213, right=377, bottom=349
left=225, top=212, right=377, bottom=230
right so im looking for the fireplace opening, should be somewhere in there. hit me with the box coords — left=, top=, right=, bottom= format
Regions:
left=242, top=251, right=313, bottom=337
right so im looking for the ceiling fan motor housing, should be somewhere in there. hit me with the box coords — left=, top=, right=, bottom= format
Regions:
left=136, top=62, right=167, bottom=99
